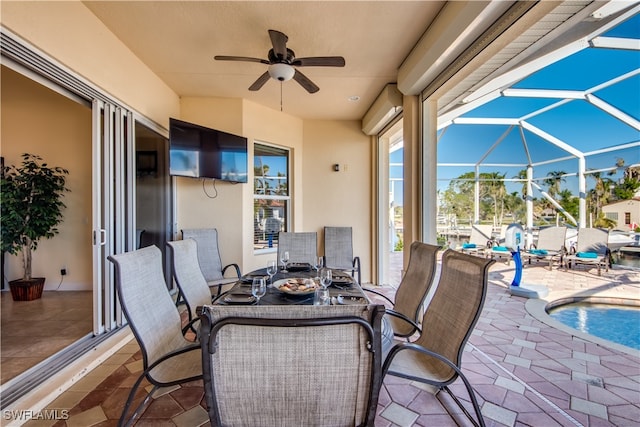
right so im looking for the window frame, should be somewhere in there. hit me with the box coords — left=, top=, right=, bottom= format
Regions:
left=253, top=141, right=291, bottom=254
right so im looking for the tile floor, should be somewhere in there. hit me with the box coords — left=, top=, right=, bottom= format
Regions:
left=13, top=258, right=640, bottom=426
left=0, top=291, right=93, bottom=384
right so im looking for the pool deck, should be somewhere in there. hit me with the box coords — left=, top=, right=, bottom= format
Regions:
left=20, top=257, right=640, bottom=427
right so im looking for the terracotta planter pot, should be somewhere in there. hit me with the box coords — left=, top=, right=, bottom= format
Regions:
left=9, top=277, right=45, bottom=301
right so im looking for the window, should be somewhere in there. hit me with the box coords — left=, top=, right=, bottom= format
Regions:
left=254, top=143, right=290, bottom=251
left=605, top=212, right=618, bottom=221
left=625, top=212, right=631, bottom=225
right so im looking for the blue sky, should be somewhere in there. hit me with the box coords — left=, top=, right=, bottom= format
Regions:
left=434, top=12, right=640, bottom=197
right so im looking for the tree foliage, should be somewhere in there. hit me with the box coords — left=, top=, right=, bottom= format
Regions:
left=1, top=153, right=69, bottom=280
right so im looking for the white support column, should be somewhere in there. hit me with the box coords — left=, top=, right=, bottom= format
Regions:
left=474, top=165, right=480, bottom=224
left=578, top=156, right=587, bottom=228
left=526, top=166, right=534, bottom=247
left=422, top=98, right=438, bottom=245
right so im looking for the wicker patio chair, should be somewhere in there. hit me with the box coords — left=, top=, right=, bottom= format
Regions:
left=200, top=304, right=385, bottom=427
left=108, top=246, right=202, bottom=427
left=564, top=227, right=610, bottom=275
left=458, top=224, right=493, bottom=257
left=182, top=228, right=241, bottom=297
left=323, top=226, right=362, bottom=284
left=167, top=239, right=214, bottom=335
left=382, top=249, right=495, bottom=427
left=277, top=231, right=318, bottom=266
left=521, top=226, right=567, bottom=270
left=364, top=241, right=439, bottom=339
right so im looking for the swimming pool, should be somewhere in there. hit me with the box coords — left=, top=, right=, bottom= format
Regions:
left=548, top=302, right=640, bottom=350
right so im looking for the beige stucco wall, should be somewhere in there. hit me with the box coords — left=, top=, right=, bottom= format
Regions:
left=1, top=67, right=93, bottom=290
left=1, top=1, right=374, bottom=285
left=302, top=120, right=372, bottom=283
left=0, top=1, right=180, bottom=126
left=602, top=200, right=640, bottom=230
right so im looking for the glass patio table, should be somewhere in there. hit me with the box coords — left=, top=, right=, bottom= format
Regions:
left=214, top=264, right=394, bottom=353
left=217, top=265, right=366, bottom=306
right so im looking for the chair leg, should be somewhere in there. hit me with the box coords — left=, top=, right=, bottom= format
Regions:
left=118, top=374, right=157, bottom=427
left=438, top=384, right=486, bottom=427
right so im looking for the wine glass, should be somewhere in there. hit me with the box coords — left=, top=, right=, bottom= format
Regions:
left=280, top=251, right=290, bottom=273
left=252, top=277, right=266, bottom=304
left=266, top=260, right=277, bottom=285
left=320, top=268, right=332, bottom=289
left=315, top=256, right=324, bottom=272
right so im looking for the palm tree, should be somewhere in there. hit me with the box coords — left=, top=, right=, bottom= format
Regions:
left=543, top=170, right=566, bottom=198
left=514, top=169, right=528, bottom=198
left=480, top=172, right=506, bottom=225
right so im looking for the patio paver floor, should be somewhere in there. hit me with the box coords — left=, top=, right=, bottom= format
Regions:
left=21, top=256, right=640, bottom=427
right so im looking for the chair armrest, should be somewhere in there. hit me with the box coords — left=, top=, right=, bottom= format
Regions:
left=146, top=342, right=202, bottom=371
left=222, top=263, right=242, bottom=278
left=362, top=287, right=394, bottom=306
left=384, top=309, right=422, bottom=336
left=181, top=316, right=201, bottom=339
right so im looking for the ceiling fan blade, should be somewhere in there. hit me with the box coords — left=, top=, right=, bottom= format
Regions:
left=248, top=71, right=271, bottom=91
left=292, top=56, right=346, bottom=67
left=268, top=29, right=288, bottom=60
left=293, top=69, right=319, bottom=94
left=214, top=55, right=269, bottom=65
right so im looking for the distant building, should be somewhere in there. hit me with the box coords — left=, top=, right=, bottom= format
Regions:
left=602, top=198, right=640, bottom=231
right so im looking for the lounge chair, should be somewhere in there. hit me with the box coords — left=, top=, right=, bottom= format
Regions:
left=521, top=226, right=567, bottom=270
left=564, top=227, right=610, bottom=275
left=458, top=224, right=493, bottom=257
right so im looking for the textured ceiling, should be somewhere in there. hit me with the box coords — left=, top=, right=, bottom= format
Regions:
left=82, top=1, right=444, bottom=121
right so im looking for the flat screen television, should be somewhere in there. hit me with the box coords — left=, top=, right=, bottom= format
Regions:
left=169, top=118, right=248, bottom=183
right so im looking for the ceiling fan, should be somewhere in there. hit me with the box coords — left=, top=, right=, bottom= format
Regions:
left=214, top=29, right=345, bottom=94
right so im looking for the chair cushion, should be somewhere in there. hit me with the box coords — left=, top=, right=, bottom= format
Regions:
left=462, top=243, right=476, bottom=249
left=529, top=249, right=548, bottom=255
left=577, top=251, right=598, bottom=258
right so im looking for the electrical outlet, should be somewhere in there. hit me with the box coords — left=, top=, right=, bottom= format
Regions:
left=61, top=268, right=67, bottom=276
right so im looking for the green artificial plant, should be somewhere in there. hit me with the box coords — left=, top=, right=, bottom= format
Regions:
left=1, top=153, right=69, bottom=280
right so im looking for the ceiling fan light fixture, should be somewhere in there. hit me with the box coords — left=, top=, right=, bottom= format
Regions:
left=268, top=63, right=295, bottom=82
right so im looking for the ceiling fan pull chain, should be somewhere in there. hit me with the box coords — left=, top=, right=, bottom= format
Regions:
left=280, top=81, right=283, bottom=112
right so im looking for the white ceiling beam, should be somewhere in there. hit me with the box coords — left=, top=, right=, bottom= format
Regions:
left=586, top=68, right=640, bottom=94
left=476, top=125, right=514, bottom=166
left=586, top=94, right=640, bottom=131
left=520, top=121, right=584, bottom=158
left=461, top=39, right=588, bottom=104
left=590, top=36, right=640, bottom=50
left=518, top=125, right=533, bottom=166
left=452, top=117, right=519, bottom=125
left=583, top=140, right=640, bottom=157
left=437, top=90, right=501, bottom=129
left=502, top=88, right=584, bottom=99
left=519, top=98, right=573, bottom=121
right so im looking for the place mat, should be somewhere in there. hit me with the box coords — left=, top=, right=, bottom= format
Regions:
left=222, top=293, right=257, bottom=305
left=286, top=263, right=312, bottom=272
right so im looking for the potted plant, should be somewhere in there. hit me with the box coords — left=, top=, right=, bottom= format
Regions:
left=1, top=153, right=69, bottom=301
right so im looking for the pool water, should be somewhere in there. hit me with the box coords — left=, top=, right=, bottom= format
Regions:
left=548, top=302, right=640, bottom=350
